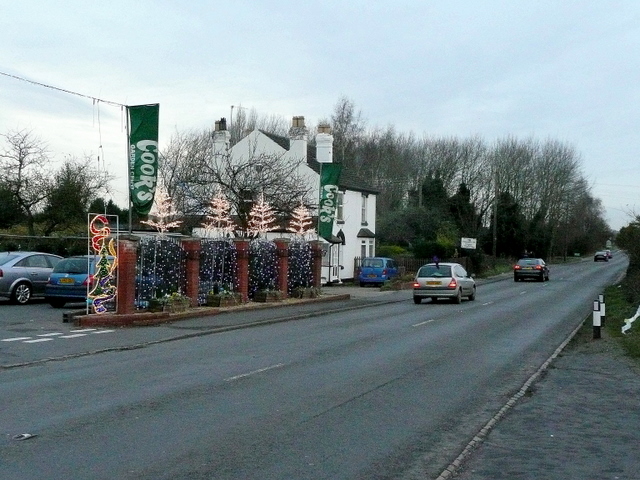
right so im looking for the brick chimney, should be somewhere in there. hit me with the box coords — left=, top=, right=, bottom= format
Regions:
left=316, top=123, right=333, bottom=163
left=289, top=116, right=308, bottom=161
left=213, top=117, right=231, bottom=154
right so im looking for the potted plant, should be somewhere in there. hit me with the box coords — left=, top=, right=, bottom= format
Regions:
left=291, top=286, right=320, bottom=299
left=206, top=289, right=242, bottom=307
left=148, top=292, right=191, bottom=313
left=253, top=289, right=284, bottom=303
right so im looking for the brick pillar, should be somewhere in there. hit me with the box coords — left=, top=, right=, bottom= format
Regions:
left=117, top=238, right=138, bottom=315
left=310, top=240, right=324, bottom=289
left=182, top=238, right=201, bottom=307
left=274, top=238, right=290, bottom=298
left=234, top=239, right=250, bottom=302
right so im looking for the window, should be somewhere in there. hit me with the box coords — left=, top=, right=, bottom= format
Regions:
left=361, top=194, right=368, bottom=225
left=368, top=240, right=374, bottom=257
left=361, top=242, right=367, bottom=258
left=336, top=192, right=344, bottom=223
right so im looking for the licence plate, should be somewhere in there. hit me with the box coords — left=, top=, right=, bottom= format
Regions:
left=426, top=281, right=440, bottom=285
left=59, top=278, right=75, bottom=284
left=368, top=274, right=377, bottom=278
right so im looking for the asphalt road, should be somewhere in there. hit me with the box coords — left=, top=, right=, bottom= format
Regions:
left=0, top=256, right=628, bottom=479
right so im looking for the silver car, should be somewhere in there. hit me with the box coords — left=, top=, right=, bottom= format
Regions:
left=413, top=262, right=476, bottom=304
left=0, top=251, right=62, bottom=304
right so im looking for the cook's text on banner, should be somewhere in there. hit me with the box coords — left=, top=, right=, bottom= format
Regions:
left=318, top=163, right=342, bottom=241
left=128, top=104, right=160, bottom=216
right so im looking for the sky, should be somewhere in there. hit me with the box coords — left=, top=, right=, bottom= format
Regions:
left=1, top=1, right=638, bottom=231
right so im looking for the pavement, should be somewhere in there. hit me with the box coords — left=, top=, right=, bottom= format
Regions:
left=67, top=281, right=640, bottom=479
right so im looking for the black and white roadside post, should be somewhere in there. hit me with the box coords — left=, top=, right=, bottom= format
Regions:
left=593, top=299, right=602, bottom=339
left=598, top=293, right=606, bottom=326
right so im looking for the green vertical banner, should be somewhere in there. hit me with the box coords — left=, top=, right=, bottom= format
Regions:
left=128, top=104, right=160, bottom=216
left=318, top=163, right=342, bottom=241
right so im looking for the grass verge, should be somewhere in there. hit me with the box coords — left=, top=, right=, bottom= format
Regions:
left=603, top=284, right=640, bottom=360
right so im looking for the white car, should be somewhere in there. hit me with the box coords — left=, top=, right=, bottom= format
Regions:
left=412, top=262, right=476, bottom=304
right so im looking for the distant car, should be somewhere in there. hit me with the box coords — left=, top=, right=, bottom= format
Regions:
left=357, top=257, right=399, bottom=287
left=514, top=258, right=549, bottom=282
left=0, top=251, right=63, bottom=304
left=594, top=251, right=609, bottom=262
left=45, top=255, right=115, bottom=308
left=413, top=262, right=476, bottom=304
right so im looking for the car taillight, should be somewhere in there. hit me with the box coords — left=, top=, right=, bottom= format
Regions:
left=382, top=269, right=388, bottom=275
left=83, top=275, right=94, bottom=286
left=413, top=281, right=420, bottom=288
left=535, top=265, right=542, bottom=270
left=0, top=268, right=3, bottom=278
left=448, top=278, right=457, bottom=288
left=514, top=265, right=521, bottom=270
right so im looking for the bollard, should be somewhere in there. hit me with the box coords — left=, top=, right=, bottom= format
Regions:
left=593, top=299, right=601, bottom=339
left=598, top=293, right=606, bottom=326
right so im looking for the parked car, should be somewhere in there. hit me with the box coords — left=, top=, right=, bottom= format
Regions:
left=357, top=257, right=399, bottom=287
left=605, top=249, right=612, bottom=259
left=594, top=251, right=609, bottom=262
left=513, top=258, right=549, bottom=282
left=45, top=255, right=115, bottom=308
left=0, top=251, right=63, bottom=304
left=413, top=262, right=476, bottom=304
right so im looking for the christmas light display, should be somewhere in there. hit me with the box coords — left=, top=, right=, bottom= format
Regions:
left=249, top=238, right=279, bottom=297
left=199, top=238, right=238, bottom=304
left=288, top=202, right=314, bottom=239
left=287, top=239, right=313, bottom=293
left=201, top=192, right=236, bottom=237
left=87, top=214, right=118, bottom=314
left=247, top=194, right=277, bottom=236
left=135, top=236, right=187, bottom=307
left=141, top=186, right=183, bottom=234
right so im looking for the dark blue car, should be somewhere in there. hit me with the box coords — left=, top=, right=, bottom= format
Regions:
left=45, top=255, right=115, bottom=308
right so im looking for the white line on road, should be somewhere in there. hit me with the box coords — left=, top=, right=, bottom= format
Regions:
left=37, top=332, right=64, bottom=337
left=24, top=338, right=54, bottom=343
left=1, top=337, right=32, bottom=342
left=92, top=330, right=115, bottom=334
left=224, top=363, right=285, bottom=382
left=70, top=329, right=98, bottom=333
left=59, top=334, right=88, bottom=339
left=412, top=319, right=435, bottom=327
left=482, top=302, right=494, bottom=306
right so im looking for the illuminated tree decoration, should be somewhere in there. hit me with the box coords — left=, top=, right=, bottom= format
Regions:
left=135, top=236, right=187, bottom=306
left=201, top=192, right=236, bottom=238
left=141, top=186, right=182, bottom=234
left=288, top=202, right=314, bottom=238
left=247, top=194, right=277, bottom=236
left=87, top=214, right=118, bottom=314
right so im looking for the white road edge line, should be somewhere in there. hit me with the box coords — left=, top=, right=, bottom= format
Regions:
left=59, top=334, right=88, bottom=339
left=1, top=337, right=32, bottom=342
left=37, top=333, right=64, bottom=337
left=24, top=338, right=54, bottom=343
left=482, top=302, right=494, bottom=306
left=224, top=363, right=285, bottom=382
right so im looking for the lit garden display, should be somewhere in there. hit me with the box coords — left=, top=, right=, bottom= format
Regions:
left=288, top=239, right=313, bottom=295
left=199, top=239, right=238, bottom=305
left=249, top=238, right=279, bottom=298
left=135, top=236, right=187, bottom=308
left=87, top=214, right=118, bottom=314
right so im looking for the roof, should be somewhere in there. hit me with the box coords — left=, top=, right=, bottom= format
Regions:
left=357, top=228, right=376, bottom=238
left=258, top=130, right=379, bottom=195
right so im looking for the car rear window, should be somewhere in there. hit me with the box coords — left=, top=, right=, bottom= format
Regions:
left=517, top=259, right=539, bottom=266
left=0, top=253, right=19, bottom=266
left=418, top=265, right=452, bottom=277
left=362, top=258, right=384, bottom=268
left=53, top=258, right=93, bottom=274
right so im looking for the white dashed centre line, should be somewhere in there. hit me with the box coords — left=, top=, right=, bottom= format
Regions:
left=24, top=338, right=54, bottom=343
left=37, top=333, right=64, bottom=337
left=59, top=334, right=88, bottom=339
left=224, top=363, right=285, bottom=382
left=1, top=337, right=32, bottom=342
left=412, top=319, right=435, bottom=327
left=92, top=330, right=115, bottom=334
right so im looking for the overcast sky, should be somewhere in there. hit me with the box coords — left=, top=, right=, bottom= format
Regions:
left=1, top=1, right=638, bottom=230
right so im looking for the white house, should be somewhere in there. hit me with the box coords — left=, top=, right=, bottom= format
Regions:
left=209, top=116, right=379, bottom=284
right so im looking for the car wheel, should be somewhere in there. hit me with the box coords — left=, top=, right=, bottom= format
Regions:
left=11, top=282, right=32, bottom=304
left=452, top=289, right=462, bottom=304
left=48, top=299, right=66, bottom=308
left=539, top=273, right=545, bottom=282
left=413, top=296, right=422, bottom=304
left=360, top=282, right=365, bottom=287
left=468, top=286, right=476, bottom=301
left=514, top=276, right=519, bottom=282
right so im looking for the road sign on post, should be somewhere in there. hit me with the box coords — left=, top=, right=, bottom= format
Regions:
left=460, top=237, right=477, bottom=249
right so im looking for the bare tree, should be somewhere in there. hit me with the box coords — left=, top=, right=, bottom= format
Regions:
left=159, top=128, right=314, bottom=232
left=0, top=129, right=53, bottom=235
